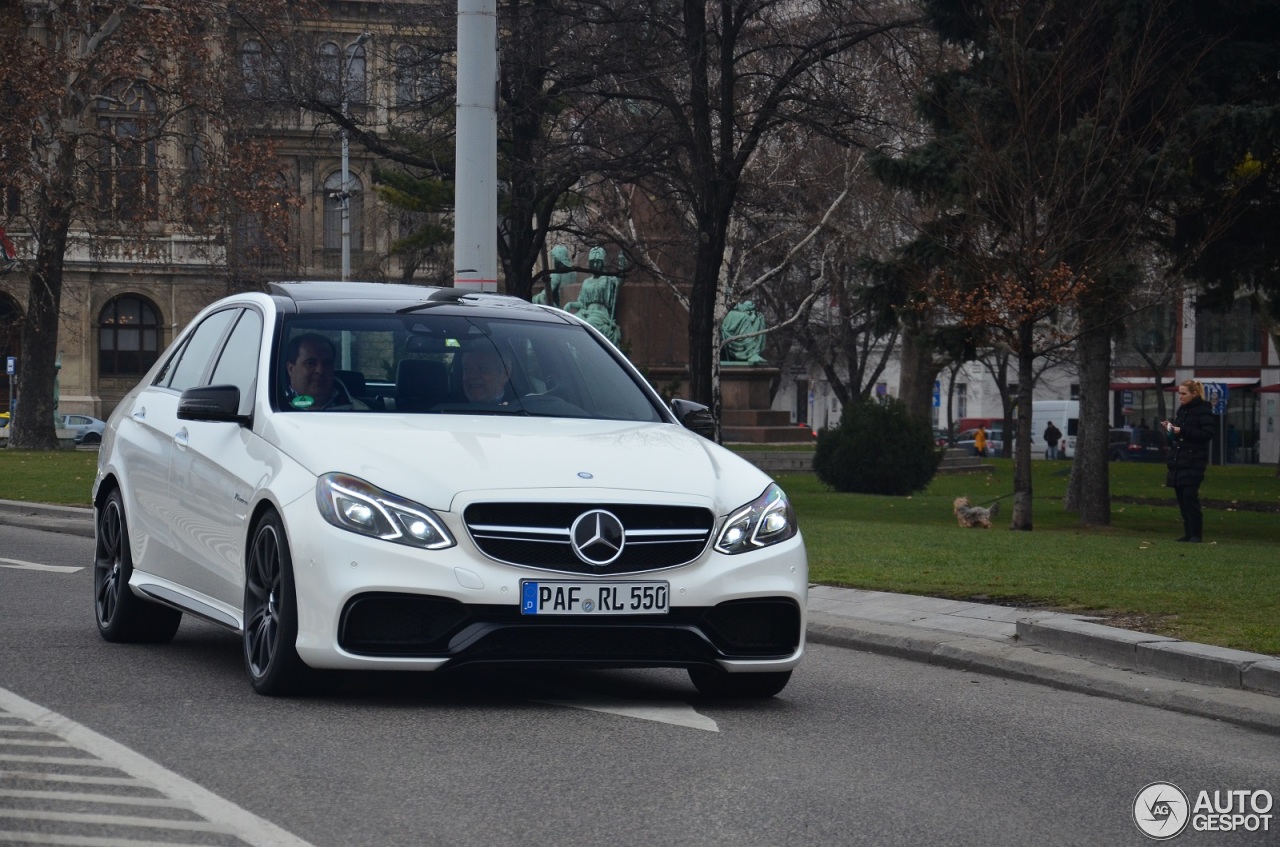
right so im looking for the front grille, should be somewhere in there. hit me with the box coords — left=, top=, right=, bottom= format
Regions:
left=336, top=593, right=801, bottom=663
left=464, top=502, right=715, bottom=575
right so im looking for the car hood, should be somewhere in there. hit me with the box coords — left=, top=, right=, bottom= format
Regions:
left=264, top=413, right=773, bottom=514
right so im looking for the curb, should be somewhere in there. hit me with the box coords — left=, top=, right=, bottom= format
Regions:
left=1017, top=616, right=1280, bottom=697
left=0, top=499, right=96, bottom=539
left=808, top=612, right=1280, bottom=735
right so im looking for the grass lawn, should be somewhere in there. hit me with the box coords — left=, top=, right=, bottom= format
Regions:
left=3, top=448, right=1278, bottom=656
left=786, top=458, right=1280, bottom=657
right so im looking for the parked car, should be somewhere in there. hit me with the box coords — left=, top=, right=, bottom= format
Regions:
left=956, top=424, right=1011, bottom=456
left=0, top=411, right=8, bottom=428
left=1109, top=427, right=1170, bottom=463
left=62, top=414, right=106, bottom=444
left=93, top=282, right=807, bottom=698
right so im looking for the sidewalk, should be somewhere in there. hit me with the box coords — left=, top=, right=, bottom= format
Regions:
left=3, top=498, right=1278, bottom=733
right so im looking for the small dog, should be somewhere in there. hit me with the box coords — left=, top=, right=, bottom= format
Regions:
left=953, top=497, right=999, bottom=529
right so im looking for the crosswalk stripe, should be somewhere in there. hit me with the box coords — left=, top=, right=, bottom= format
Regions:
left=0, top=687, right=318, bottom=847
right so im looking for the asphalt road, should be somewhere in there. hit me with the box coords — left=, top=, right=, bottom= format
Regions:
left=2, top=523, right=1278, bottom=847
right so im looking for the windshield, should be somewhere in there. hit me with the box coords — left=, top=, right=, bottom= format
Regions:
left=275, top=313, right=664, bottom=422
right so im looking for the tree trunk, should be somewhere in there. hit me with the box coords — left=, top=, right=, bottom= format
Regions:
left=896, top=330, right=939, bottom=424
left=1065, top=294, right=1114, bottom=524
left=1009, top=325, right=1036, bottom=530
left=10, top=169, right=73, bottom=450
left=687, top=214, right=729, bottom=405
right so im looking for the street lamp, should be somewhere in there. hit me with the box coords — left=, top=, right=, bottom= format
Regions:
left=334, top=32, right=370, bottom=282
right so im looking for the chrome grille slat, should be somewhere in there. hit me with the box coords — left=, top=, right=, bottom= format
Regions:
left=463, top=502, right=716, bottom=575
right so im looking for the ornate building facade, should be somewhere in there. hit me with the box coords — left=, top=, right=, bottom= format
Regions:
left=0, top=2, right=450, bottom=422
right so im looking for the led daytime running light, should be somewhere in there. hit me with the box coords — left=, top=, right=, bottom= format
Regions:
left=317, top=473, right=454, bottom=550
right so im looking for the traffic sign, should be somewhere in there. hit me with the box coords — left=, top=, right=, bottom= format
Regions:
left=5, top=356, right=13, bottom=376
left=1204, top=382, right=1228, bottom=415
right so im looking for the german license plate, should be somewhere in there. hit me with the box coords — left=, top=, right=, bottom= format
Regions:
left=520, top=580, right=669, bottom=615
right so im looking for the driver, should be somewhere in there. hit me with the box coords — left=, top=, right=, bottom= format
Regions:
left=285, top=333, right=367, bottom=411
left=461, top=348, right=514, bottom=405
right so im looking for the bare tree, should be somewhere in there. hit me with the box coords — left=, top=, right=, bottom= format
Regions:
left=877, top=0, right=1214, bottom=529
left=1, top=0, right=298, bottom=448
left=574, top=0, right=922, bottom=406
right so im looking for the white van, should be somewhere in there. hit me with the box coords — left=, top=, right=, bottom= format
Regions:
left=1030, top=400, right=1079, bottom=459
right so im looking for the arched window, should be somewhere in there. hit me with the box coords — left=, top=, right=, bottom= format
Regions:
left=345, top=42, right=367, bottom=104
left=395, top=45, right=417, bottom=106
left=94, top=81, right=159, bottom=220
left=322, top=171, right=363, bottom=253
left=241, top=39, right=265, bottom=97
left=99, top=295, right=161, bottom=377
left=317, top=41, right=341, bottom=105
left=394, top=46, right=444, bottom=106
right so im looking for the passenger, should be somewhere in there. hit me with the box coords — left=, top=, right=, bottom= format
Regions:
left=284, top=333, right=366, bottom=411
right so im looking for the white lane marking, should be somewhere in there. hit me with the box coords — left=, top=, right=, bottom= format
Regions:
left=0, top=789, right=187, bottom=807
left=0, top=835, right=206, bottom=847
left=0, top=754, right=108, bottom=766
left=0, top=810, right=225, bottom=831
left=0, top=771, right=146, bottom=787
left=0, top=738, right=72, bottom=747
left=0, top=688, right=319, bottom=847
left=534, top=696, right=719, bottom=732
left=0, top=558, right=82, bottom=573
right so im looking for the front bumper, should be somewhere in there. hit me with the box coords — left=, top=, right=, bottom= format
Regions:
left=282, top=500, right=807, bottom=673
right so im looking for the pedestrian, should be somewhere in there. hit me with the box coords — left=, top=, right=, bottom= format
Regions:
left=1043, top=420, right=1062, bottom=460
left=1163, top=380, right=1217, bottom=543
left=973, top=425, right=987, bottom=458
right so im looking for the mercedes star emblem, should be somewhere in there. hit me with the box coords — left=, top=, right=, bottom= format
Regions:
left=569, top=509, right=625, bottom=566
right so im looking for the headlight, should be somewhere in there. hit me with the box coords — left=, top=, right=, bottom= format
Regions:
left=316, top=473, right=455, bottom=550
left=714, top=483, right=797, bottom=554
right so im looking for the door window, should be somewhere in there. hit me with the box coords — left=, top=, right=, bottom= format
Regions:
left=209, top=310, right=264, bottom=415
left=161, top=309, right=239, bottom=392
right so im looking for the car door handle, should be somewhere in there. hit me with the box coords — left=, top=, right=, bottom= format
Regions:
left=174, top=428, right=189, bottom=447
left=132, top=407, right=145, bottom=420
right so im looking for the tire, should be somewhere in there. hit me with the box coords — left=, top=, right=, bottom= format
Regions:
left=94, top=489, right=182, bottom=643
left=688, top=667, right=792, bottom=699
left=243, top=510, right=317, bottom=696
left=82, top=432, right=102, bottom=445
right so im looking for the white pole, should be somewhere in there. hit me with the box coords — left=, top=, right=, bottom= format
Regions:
left=339, top=33, right=370, bottom=283
left=455, top=0, right=498, bottom=292
left=340, top=120, right=350, bottom=282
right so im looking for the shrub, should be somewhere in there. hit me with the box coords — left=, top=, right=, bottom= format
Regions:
left=813, top=398, right=942, bottom=495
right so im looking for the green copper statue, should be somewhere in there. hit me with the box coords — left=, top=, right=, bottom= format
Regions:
left=566, top=246, right=624, bottom=346
left=721, top=300, right=767, bottom=364
left=534, top=244, right=573, bottom=308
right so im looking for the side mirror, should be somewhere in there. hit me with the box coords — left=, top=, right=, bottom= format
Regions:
left=178, top=385, right=249, bottom=424
left=671, top=398, right=716, bottom=440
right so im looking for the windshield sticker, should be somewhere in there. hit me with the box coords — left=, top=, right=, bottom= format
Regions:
left=291, top=395, right=315, bottom=409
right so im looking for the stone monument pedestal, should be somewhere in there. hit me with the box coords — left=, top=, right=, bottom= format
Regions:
left=719, top=366, right=807, bottom=443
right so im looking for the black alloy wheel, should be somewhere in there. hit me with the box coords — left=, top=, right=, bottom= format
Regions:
left=688, top=667, right=792, bottom=699
left=94, top=489, right=182, bottom=643
left=243, top=510, right=316, bottom=696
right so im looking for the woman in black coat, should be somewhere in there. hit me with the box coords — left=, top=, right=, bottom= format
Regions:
left=1162, top=380, right=1217, bottom=543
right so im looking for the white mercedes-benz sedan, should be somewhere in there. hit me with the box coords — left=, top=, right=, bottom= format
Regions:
left=93, top=282, right=807, bottom=697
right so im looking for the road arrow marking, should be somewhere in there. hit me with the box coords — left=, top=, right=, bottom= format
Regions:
left=0, top=558, right=82, bottom=573
left=534, top=696, right=719, bottom=732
